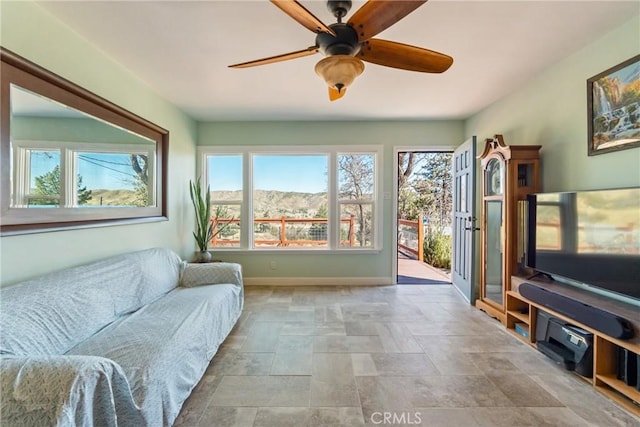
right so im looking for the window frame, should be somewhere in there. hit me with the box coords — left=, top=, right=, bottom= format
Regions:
left=12, top=139, right=156, bottom=209
left=198, top=145, right=383, bottom=253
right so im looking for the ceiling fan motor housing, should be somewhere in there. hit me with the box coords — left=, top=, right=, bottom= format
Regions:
left=316, top=23, right=361, bottom=57
left=327, top=0, right=352, bottom=20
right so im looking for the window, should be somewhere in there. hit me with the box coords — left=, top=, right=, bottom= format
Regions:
left=253, top=154, right=329, bottom=248
left=24, top=149, right=61, bottom=207
left=199, top=146, right=381, bottom=251
left=208, top=154, right=242, bottom=247
left=12, top=141, right=156, bottom=209
left=338, top=153, right=375, bottom=248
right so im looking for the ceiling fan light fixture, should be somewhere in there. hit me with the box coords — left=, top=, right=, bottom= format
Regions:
left=314, top=55, right=364, bottom=95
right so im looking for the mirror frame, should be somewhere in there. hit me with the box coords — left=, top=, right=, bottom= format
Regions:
left=1, top=47, right=169, bottom=235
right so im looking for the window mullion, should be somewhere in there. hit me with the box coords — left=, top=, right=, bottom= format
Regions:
left=147, top=148, right=156, bottom=205
left=63, top=148, right=74, bottom=207
left=15, top=147, right=28, bottom=206
left=328, top=151, right=337, bottom=249
left=244, top=152, right=252, bottom=249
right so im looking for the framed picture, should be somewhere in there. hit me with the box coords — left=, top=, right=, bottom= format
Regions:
left=587, top=54, right=640, bottom=156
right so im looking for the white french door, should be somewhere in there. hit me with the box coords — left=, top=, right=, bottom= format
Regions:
left=451, top=137, right=477, bottom=302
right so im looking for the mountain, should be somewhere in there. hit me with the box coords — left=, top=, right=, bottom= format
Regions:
left=212, top=190, right=328, bottom=218
left=81, top=188, right=328, bottom=217
left=84, top=189, right=142, bottom=206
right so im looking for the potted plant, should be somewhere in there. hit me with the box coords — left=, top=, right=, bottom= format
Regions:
left=189, top=178, right=233, bottom=262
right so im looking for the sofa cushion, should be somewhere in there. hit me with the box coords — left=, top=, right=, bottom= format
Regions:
left=122, top=247, right=183, bottom=309
left=66, top=284, right=243, bottom=426
left=0, top=247, right=182, bottom=357
left=180, top=262, right=243, bottom=288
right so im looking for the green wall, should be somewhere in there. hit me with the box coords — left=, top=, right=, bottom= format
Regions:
left=466, top=15, right=640, bottom=192
left=198, top=121, right=464, bottom=283
left=0, top=1, right=198, bottom=285
left=12, top=116, right=154, bottom=145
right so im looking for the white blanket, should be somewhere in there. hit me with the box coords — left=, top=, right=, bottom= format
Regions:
left=1, top=355, right=143, bottom=427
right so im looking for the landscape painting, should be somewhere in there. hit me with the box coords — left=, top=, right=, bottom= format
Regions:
left=588, top=54, right=640, bottom=156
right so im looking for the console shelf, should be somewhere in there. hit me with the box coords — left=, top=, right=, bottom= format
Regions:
left=509, top=276, right=640, bottom=417
left=507, top=309, right=529, bottom=324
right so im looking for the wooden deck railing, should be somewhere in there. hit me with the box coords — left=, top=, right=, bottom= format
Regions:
left=398, top=215, right=424, bottom=261
left=211, top=216, right=355, bottom=247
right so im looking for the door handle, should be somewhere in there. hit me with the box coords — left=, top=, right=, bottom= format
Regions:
left=465, top=216, right=479, bottom=231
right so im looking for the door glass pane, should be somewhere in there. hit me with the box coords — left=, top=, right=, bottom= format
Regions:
left=485, top=200, right=503, bottom=305
left=460, top=175, right=467, bottom=213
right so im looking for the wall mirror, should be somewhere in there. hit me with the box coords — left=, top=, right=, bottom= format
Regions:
left=1, top=48, right=168, bottom=235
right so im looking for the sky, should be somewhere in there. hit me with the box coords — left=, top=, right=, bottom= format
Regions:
left=30, top=152, right=337, bottom=194
left=30, top=151, right=139, bottom=190
left=208, top=154, right=328, bottom=194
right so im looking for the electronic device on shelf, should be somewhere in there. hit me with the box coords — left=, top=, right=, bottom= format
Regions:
left=535, top=310, right=593, bottom=377
left=617, top=347, right=639, bottom=388
left=526, top=187, right=640, bottom=303
left=519, top=282, right=633, bottom=339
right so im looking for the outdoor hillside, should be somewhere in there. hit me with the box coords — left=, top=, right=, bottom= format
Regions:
left=81, top=189, right=327, bottom=217
left=83, top=189, right=141, bottom=206
left=212, top=190, right=328, bottom=218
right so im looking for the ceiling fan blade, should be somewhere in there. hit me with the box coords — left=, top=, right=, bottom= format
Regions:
left=348, top=1, right=427, bottom=41
left=328, top=86, right=346, bottom=101
left=358, top=39, right=453, bottom=73
left=229, top=46, right=319, bottom=69
left=271, top=0, right=335, bottom=35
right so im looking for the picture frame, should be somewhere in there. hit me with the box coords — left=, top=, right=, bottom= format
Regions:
left=587, top=54, right=640, bottom=156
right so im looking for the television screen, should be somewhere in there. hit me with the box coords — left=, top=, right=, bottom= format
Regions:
left=527, top=187, right=640, bottom=301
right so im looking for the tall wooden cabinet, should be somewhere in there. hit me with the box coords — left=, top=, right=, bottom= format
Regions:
left=475, top=135, right=541, bottom=323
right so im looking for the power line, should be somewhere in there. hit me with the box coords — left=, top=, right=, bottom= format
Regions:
left=77, top=154, right=137, bottom=179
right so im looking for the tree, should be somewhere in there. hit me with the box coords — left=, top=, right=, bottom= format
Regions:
left=396, top=152, right=453, bottom=226
left=414, top=152, right=453, bottom=229
left=130, top=154, right=148, bottom=185
left=33, top=165, right=92, bottom=205
left=397, top=152, right=431, bottom=220
left=339, top=154, right=374, bottom=246
left=130, top=154, right=148, bottom=206
left=398, top=152, right=416, bottom=190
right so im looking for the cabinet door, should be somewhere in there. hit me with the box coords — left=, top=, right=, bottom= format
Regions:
left=484, top=199, right=504, bottom=306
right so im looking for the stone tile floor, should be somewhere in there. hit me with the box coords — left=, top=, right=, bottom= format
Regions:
left=174, top=285, right=640, bottom=426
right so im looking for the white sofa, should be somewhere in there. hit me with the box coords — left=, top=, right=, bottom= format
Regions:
left=0, top=247, right=243, bottom=426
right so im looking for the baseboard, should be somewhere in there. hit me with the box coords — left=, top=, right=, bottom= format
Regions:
left=243, top=276, right=393, bottom=286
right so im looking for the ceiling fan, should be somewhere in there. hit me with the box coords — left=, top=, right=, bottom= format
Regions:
left=229, top=0, right=453, bottom=101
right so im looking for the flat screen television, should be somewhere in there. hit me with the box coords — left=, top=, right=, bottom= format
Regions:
left=526, top=187, right=640, bottom=302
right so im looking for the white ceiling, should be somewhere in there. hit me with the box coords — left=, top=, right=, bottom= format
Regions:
left=37, top=1, right=640, bottom=122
